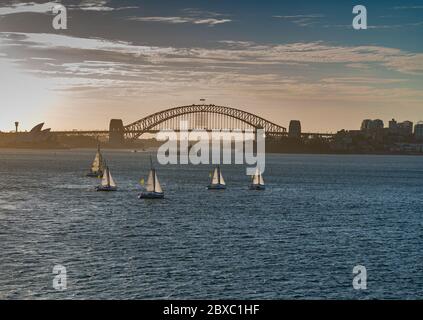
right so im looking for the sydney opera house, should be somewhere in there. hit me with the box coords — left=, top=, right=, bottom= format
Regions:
left=0, top=123, right=60, bottom=147
left=15, top=123, right=54, bottom=143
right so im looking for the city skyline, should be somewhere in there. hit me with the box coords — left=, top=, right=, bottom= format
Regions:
left=1, top=0, right=423, bottom=132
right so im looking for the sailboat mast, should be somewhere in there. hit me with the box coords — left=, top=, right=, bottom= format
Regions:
left=106, top=167, right=110, bottom=187
left=150, top=156, right=156, bottom=192
left=218, top=166, right=221, bottom=185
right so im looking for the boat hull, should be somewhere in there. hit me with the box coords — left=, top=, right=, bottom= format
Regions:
left=96, top=186, right=117, bottom=192
left=139, top=192, right=164, bottom=199
left=249, top=184, right=265, bottom=190
left=208, top=184, right=226, bottom=190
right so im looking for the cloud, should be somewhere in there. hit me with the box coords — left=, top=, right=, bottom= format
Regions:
left=345, top=63, right=371, bottom=69
left=384, top=54, right=423, bottom=74
left=321, top=77, right=408, bottom=85
left=0, top=1, right=138, bottom=15
left=0, top=32, right=177, bottom=57
left=2, top=32, right=423, bottom=75
left=193, top=18, right=231, bottom=25
left=181, top=8, right=227, bottom=17
left=367, top=21, right=423, bottom=29
left=77, top=0, right=115, bottom=12
left=0, top=2, right=58, bottom=16
left=129, top=16, right=231, bottom=26
left=76, top=0, right=138, bottom=12
left=273, top=14, right=325, bottom=27
left=393, top=6, right=423, bottom=10
left=128, top=7, right=231, bottom=26
left=1, top=32, right=423, bottom=108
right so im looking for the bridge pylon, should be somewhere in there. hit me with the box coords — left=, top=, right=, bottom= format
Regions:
left=109, top=119, right=125, bottom=145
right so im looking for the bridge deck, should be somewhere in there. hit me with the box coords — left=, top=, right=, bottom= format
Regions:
left=51, top=130, right=334, bottom=138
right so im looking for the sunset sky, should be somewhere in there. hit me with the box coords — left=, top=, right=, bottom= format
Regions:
left=0, top=0, right=422, bottom=132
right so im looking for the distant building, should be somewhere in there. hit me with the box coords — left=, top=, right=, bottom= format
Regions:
left=388, top=119, right=413, bottom=136
left=393, top=143, right=423, bottom=153
left=361, top=119, right=372, bottom=131
left=389, top=119, right=397, bottom=131
left=289, top=120, right=301, bottom=138
left=371, top=119, right=384, bottom=130
left=399, top=121, right=413, bottom=136
left=396, top=120, right=413, bottom=136
left=415, top=121, right=423, bottom=140
left=361, top=119, right=384, bottom=132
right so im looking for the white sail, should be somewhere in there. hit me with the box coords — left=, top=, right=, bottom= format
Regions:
left=259, top=173, right=264, bottom=185
left=219, top=170, right=226, bottom=185
left=101, top=167, right=110, bottom=186
left=91, top=151, right=101, bottom=172
left=146, top=170, right=155, bottom=192
left=252, top=172, right=260, bottom=185
left=252, top=168, right=264, bottom=185
left=154, top=173, right=163, bottom=193
left=108, top=170, right=117, bottom=187
left=212, top=168, right=219, bottom=185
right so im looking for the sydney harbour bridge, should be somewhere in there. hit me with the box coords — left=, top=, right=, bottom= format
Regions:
left=52, top=104, right=333, bottom=143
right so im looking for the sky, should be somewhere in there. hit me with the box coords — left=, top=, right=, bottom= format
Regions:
left=0, top=0, right=422, bottom=132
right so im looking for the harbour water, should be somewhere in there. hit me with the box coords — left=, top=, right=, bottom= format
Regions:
left=0, top=149, right=422, bottom=299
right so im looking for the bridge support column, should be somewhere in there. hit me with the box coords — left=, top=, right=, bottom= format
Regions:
left=109, top=119, right=125, bottom=146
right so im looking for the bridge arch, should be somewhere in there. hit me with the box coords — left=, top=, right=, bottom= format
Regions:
left=123, top=104, right=286, bottom=140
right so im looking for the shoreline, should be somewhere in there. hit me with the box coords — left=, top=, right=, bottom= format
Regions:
left=1, top=146, right=422, bottom=157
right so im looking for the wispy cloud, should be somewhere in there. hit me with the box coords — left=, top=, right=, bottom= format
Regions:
left=129, top=16, right=231, bottom=26
left=393, top=6, right=423, bottom=10
left=77, top=0, right=114, bottom=11
left=0, top=2, right=57, bottom=15
left=181, top=8, right=228, bottom=18
left=2, top=32, right=423, bottom=76
left=0, top=1, right=138, bottom=16
left=367, top=21, right=423, bottom=29
left=128, top=7, right=231, bottom=26
left=273, top=14, right=325, bottom=27
left=321, top=77, right=408, bottom=85
left=76, top=0, right=138, bottom=12
left=325, top=21, right=423, bottom=30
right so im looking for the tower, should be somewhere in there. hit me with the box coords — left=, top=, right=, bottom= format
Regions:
left=289, top=120, right=301, bottom=138
left=109, top=119, right=125, bottom=145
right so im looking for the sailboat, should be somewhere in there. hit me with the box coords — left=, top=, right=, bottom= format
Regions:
left=96, top=166, right=117, bottom=191
left=87, top=143, right=104, bottom=177
left=139, top=157, right=164, bottom=199
left=249, top=167, right=265, bottom=190
left=208, top=166, right=226, bottom=190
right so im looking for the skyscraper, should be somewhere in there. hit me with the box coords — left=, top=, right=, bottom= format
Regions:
left=361, top=119, right=372, bottom=131
left=361, top=119, right=384, bottom=131
left=398, top=121, right=414, bottom=136
left=414, top=122, right=423, bottom=140
left=372, top=119, right=384, bottom=130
